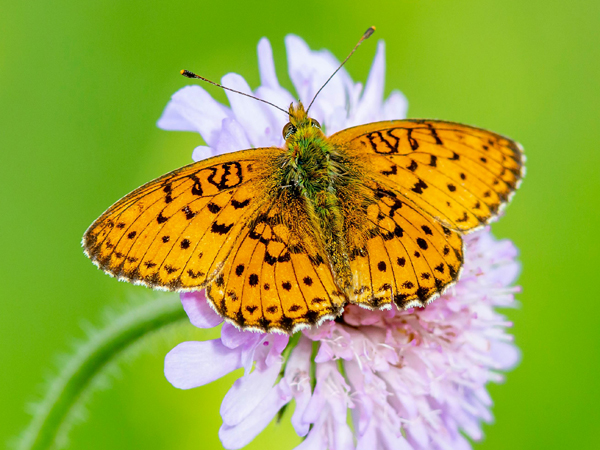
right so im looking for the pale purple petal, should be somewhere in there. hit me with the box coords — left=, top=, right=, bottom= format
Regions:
left=191, top=145, right=215, bottom=162
left=258, top=37, right=279, bottom=89
left=221, top=322, right=255, bottom=349
left=219, top=381, right=292, bottom=449
left=222, top=73, right=279, bottom=147
left=378, top=426, right=414, bottom=450
left=264, top=333, right=290, bottom=367
left=214, top=118, right=251, bottom=154
left=180, top=292, right=223, bottom=328
left=405, top=419, right=429, bottom=448
left=157, top=85, right=230, bottom=146
left=256, top=37, right=296, bottom=139
left=332, top=419, right=355, bottom=450
left=240, top=342, right=261, bottom=374
left=285, top=35, right=354, bottom=127
left=490, top=339, right=521, bottom=370
left=325, top=105, right=351, bottom=135
left=350, top=40, right=386, bottom=126
left=293, top=420, right=327, bottom=450
left=356, top=422, right=378, bottom=450
left=255, top=85, right=295, bottom=142
left=284, top=337, right=313, bottom=436
left=382, top=90, right=409, bottom=120
left=314, top=341, right=335, bottom=363
left=220, top=357, right=282, bottom=426
left=164, top=340, right=241, bottom=389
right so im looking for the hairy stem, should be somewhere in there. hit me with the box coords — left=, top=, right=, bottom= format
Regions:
left=17, top=295, right=187, bottom=450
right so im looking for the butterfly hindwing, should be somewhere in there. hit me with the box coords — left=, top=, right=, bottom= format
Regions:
left=346, top=180, right=464, bottom=310
left=331, top=120, right=524, bottom=233
left=206, top=190, right=347, bottom=333
left=83, top=148, right=280, bottom=290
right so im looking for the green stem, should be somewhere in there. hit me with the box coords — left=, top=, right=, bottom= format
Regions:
left=17, top=295, right=188, bottom=450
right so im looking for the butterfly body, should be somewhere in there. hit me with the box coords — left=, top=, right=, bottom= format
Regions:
left=278, top=102, right=358, bottom=294
left=83, top=102, right=524, bottom=334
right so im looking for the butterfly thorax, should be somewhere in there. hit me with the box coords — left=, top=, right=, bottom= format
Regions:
left=276, top=103, right=354, bottom=289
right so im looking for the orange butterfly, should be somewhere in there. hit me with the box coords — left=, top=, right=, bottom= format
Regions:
left=83, top=28, right=524, bottom=334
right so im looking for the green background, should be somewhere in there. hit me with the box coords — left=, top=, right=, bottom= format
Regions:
left=2, top=0, right=599, bottom=449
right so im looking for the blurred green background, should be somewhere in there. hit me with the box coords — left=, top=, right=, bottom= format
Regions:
left=2, top=0, right=599, bottom=449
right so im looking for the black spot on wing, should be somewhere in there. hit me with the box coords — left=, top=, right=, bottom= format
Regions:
left=381, top=165, right=398, bottom=176
left=264, top=251, right=277, bottom=265
left=278, top=252, right=291, bottom=263
left=182, top=206, right=196, bottom=220
left=407, top=129, right=419, bottom=150
left=207, top=203, right=221, bottom=213
left=191, top=175, right=203, bottom=196
left=211, top=222, right=234, bottom=234
left=231, top=199, right=250, bottom=209
left=187, top=269, right=204, bottom=279
left=164, top=265, right=178, bottom=274
left=416, top=287, right=430, bottom=302
left=249, top=273, right=259, bottom=286
left=411, top=179, right=428, bottom=194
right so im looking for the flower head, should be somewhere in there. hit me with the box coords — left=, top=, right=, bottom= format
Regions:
left=159, top=35, right=520, bottom=450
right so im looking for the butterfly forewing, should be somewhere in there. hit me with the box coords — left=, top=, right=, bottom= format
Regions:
left=331, top=120, right=524, bottom=233
left=83, top=148, right=279, bottom=290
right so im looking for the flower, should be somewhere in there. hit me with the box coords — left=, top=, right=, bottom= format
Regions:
left=159, top=35, right=521, bottom=450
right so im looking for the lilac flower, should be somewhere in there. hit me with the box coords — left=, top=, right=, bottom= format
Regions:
left=160, top=35, right=520, bottom=450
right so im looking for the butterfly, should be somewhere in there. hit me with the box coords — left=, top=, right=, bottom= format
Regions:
left=83, top=28, right=524, bottom=334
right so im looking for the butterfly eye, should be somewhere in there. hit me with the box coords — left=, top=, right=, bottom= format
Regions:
left=283, top=122, right=297, bottom=139
left=311, top=119, right=321, bottom=129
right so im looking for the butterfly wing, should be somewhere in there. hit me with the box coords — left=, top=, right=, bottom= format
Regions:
left=83, top=148, right=280, bottom=290
left=206, top=187, right=347, bottom=333
left=345, top=180, right=464, bottom=309
left=330, top=119, right=524, bottom=232
left=330, top=120, right=523, bottom=309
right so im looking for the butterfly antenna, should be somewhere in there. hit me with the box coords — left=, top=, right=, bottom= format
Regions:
left=180, top=70, right=289, bottom=115
left=306, top=26, right=376, bottom=114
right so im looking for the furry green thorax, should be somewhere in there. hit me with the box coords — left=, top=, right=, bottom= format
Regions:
left=281, top=102, right=338, bottom=194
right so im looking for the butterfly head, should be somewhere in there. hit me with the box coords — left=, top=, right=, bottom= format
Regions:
left=283, top=102, right=322, bottom=141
